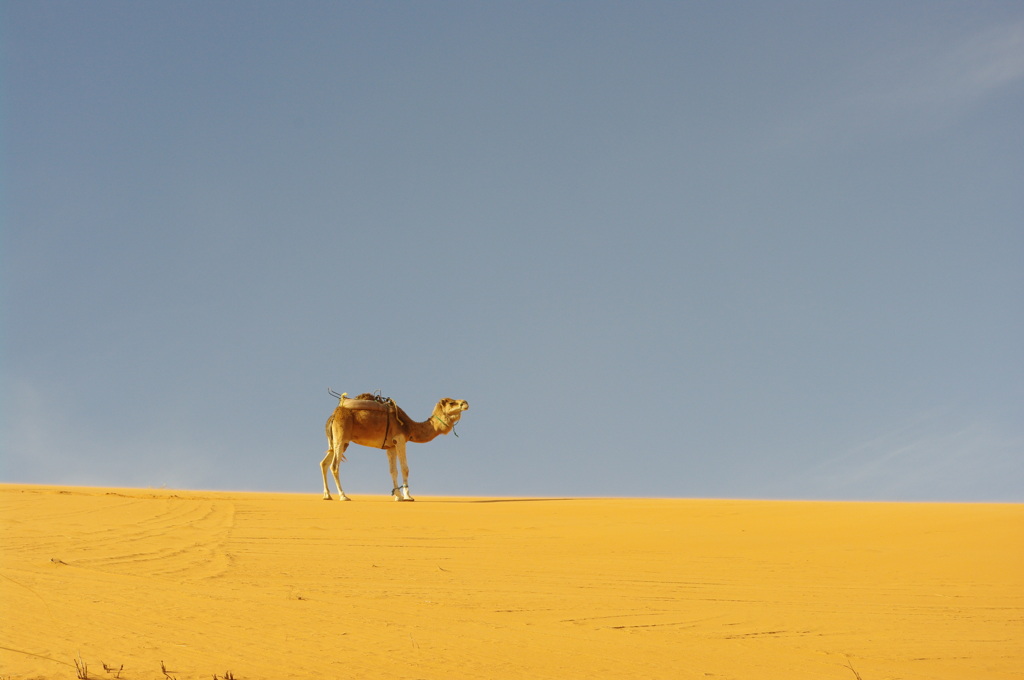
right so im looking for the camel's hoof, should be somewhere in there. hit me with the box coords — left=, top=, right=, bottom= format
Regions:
left=339, top=495, right=351, bottom=501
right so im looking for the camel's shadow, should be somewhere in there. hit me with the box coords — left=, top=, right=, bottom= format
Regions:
left=436, top=498, right=581, bottom=504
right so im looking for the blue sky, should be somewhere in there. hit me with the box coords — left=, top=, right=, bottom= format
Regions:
left=3, top=1, right=1022, bottom=501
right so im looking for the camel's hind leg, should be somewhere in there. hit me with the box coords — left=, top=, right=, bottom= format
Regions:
left=320, top=449, right=336, bottom=500
left=330, top=443, right=351, bottom=501
left=320, top=449, right=351, bottom=500
left=322, top=428, right=351, bottom=501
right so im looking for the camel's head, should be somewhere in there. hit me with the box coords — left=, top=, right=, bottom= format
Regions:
left=436, top=398, right=469, bottom=428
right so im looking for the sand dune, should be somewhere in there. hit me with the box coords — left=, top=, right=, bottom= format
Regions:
left=1, top=484, right=1020, bottom=679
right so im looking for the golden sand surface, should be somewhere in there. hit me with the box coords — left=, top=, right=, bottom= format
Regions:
left=1, top=484, right=1021, bottom=679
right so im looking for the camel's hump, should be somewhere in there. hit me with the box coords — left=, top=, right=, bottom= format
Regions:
left=339, top=398, right=393, bottom=412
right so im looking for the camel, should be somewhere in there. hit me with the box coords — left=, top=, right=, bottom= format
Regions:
left=320, top=391, right=469, bottom=501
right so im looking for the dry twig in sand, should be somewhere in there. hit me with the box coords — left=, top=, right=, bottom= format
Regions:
left=74, top=654, right=88, bottom=680
left=161, top=660, right=177, bottom=680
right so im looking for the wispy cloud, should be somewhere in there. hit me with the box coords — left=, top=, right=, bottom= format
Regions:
left=802, top=408, right=1024, bottom=501
left=775, top=19, right=1024, bottom=148
left=946, top=20, right=1024, bottom=98
left=870, top=20, right=1024, bottom=118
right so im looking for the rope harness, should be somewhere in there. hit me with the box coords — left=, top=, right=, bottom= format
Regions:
left=433, top=413, right=459, bottom=437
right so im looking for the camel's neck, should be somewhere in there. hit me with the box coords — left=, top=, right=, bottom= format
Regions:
left=408, top=408, right=454, bottom=443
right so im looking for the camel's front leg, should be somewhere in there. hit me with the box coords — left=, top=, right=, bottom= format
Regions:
left=387, top=448, right=403, bottom=500
left=395, top=441, right=413, bottom=501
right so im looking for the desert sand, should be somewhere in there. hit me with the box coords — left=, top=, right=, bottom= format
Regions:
left=1, top=484, right=1020, bottom=679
